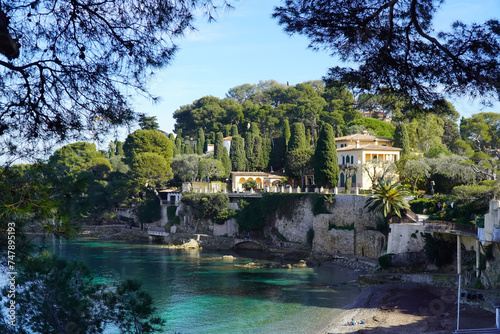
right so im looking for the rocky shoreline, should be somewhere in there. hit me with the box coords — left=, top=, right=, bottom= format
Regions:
left=77, top=224, right=379, bottom=271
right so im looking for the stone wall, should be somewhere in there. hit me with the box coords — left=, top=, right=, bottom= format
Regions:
left=387, top=223, right=426, bottom=254
left=176, top=194, right=386, bottom=259
left=270, top=195, right=385, bottom=259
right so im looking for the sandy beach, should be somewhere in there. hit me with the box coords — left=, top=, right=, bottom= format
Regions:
left=320, top=282, right=496, bottom=334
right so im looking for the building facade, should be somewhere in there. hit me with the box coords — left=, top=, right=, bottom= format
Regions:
left=335, top=132, right=401, bottom=190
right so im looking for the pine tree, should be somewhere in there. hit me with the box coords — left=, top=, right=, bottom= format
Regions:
left=314, top=123, right=339, bottom=188
left=288, top=123, right=307, bottom=152
left=230, top=135, right=246, bottom=171
left=196, top=128, right=205, bottom=155
left=394, top=123, right=410, bottom=157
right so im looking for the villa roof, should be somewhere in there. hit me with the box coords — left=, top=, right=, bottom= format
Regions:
left=335, top=133, right=393, bottom=142
left=337, top=144, right=401, bottom=152
left=231, top=171, right=285, bottom=177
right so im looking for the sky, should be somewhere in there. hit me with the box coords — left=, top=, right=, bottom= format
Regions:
left=132, top=0, right=500, bottom=135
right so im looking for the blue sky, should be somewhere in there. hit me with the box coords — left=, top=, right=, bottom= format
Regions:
left=132, top=0, right=500, bottom=134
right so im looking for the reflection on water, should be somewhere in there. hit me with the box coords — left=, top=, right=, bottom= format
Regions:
left=46, top=237, right=360, bottom=334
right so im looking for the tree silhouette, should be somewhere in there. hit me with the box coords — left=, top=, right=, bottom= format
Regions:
left=273, top=1, right=500, bottom=104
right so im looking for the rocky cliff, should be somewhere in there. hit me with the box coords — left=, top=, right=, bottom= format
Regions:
left=176, top=194, right=386, bottom=259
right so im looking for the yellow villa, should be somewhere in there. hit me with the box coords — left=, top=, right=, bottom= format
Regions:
left=336, top=132, right=401, bottom=190
left=230, top=171, right=285, bottom=192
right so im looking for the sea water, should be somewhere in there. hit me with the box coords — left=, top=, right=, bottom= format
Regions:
left=47, top=237, right=360, bottom=334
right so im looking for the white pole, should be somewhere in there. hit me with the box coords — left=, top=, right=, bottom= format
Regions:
left=457, top=274, right=461, bottom=331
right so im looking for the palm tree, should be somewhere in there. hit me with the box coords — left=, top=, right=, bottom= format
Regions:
left=365, top=179, right=411, bottom=225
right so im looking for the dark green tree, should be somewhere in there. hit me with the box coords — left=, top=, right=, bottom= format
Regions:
left=394, top=123, right=410, bottom=157
left=123, top=129, right=173, bottom=164
left=213, top=132, right=231, bottom=177
left=288, top=122, right=307, bottom=152
left=273, top=1, right=500, bottom=104
left=283, top=119, right=291, bottom=144
left=138, top=114, right=160, bottom=130
left=231, top=124, right=239, bottom=136
left=213, top=132, right=225, bottom=161
left=0, top=0, right=234, bottom=156
left=230, top=135, right=246, bottom=171
left=286, top=148, right=314, bottom=188
left=197, top=128, right=205, bottom=155
left=270, top=137, right=287, bottom=171
left=313, top=123, right=339, bottom=188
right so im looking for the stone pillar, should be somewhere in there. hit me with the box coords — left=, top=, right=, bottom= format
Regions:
left=320, top=186, right=324, bottom=193
left=160, top=204, right=168, bottom=225
left=355, top=187, right=359, bottom=195
left=334, top=187, right=338, bottom=195
left=297, top=186, right=301, bottom=193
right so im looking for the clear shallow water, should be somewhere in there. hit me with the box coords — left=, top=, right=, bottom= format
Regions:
left=46, top=237, right=360, bottom=334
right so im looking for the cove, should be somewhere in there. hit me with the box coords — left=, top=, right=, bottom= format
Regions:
left=47, top=237, right=361, bottom=334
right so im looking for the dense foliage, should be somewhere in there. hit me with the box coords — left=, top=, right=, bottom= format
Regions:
left=273, top=1, right=500, bottom=104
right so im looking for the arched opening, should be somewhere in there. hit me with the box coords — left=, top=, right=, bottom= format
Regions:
left=342, top=156, right=345, bottom=164
left=346, top=156, right=350, bottom=163
left=256, top=177, right=263, bottom=188
left=340, top=173, right=345, bottom=187
left=352, top=174, right=357, bottom=187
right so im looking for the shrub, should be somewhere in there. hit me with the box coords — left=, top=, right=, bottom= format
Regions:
left=167, top=206, right=180, bottom=225
left=181, top=193, right=231, bottom=223
left=312, top=194, right=335, bottom=216
left=410, top=197, right=434, bottom=214
left=378, top=253, right=394, bottom=269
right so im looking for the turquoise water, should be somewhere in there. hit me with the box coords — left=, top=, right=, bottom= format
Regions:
left=47, top=238, right=360, bottom=334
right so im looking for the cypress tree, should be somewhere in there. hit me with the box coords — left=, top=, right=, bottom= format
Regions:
left=314, top=123, right=339, bottom=188
left=244, top=132, right=255, bottom=171
left=250, top=122, right=260, bottom=135
left=394, top=123, right=410, bottom=157
left=230, top=135, right=246, bottom=171
left=224, top=124, right=231, bottom=137
left=288, top=122, right=307, bottom=152
left=221, top=147, right=232, bottom=178
left=283, top=119, right=291, bottom=144
left=116, top=141, right=124, bottom=156
left=214, top=132, right=224, bottom=161
left=270, top=137, right=286, bottom=171
left=230, top=124, right=239, bottom=136
left=262, top=137, right=272, bottom=170
left=253, top=135, right=263, bottom=171
left=196, top=128, right=205, bottom=155
left=174, top=136, right=182, bottom=155
left=214, top=132, right=231, bottom=177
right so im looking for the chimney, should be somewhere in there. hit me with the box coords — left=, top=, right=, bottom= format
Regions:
left=374, top=138, right=378, bottom=145
left=355, top=140, right=359, bottom=148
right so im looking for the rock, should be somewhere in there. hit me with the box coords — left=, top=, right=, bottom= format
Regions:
left=222, top=255, right=235, bottom=261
